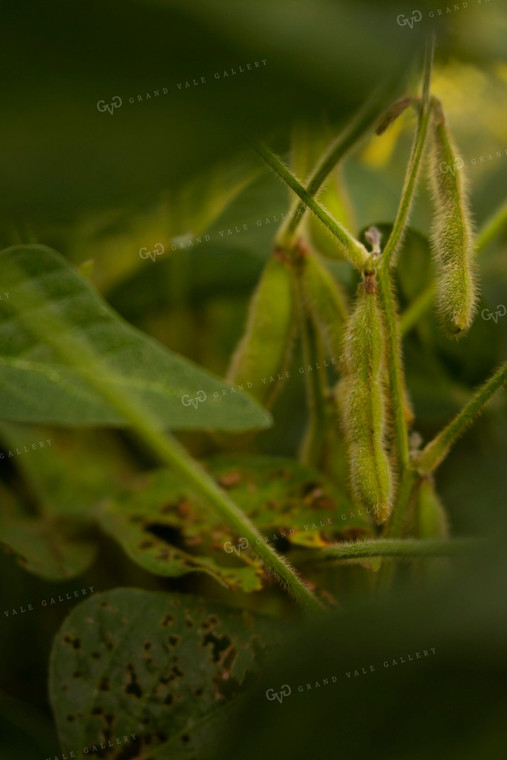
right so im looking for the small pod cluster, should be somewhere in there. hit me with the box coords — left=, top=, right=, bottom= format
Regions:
left=428, top=99, right=477, bottom=337
left=226, top=252, right=295, bottom=408
left=340, top=273, right=393, bottom=523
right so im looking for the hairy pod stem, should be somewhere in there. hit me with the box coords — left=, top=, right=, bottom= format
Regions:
left=380, top=36, right=434, bottom=271
left=416, top=361, right=507, bottom=474
left=280, top=89, right=391, bottom=246
left=253, top=141, right=370, bottom=271
left=299, top=537, right=476, bottom=563
left=341, top=274, right=393, bottom=524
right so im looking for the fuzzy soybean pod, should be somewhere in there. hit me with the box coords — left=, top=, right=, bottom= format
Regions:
left=428, top=100, right=477, bottom=337
left=297, top=242, right=347, bottom=361
left=226, top=252, right=295, bottom=408
left=341, top=276, right=393, bottom=523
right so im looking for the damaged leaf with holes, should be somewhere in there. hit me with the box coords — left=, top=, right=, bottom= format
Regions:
left=96, top=455, right=373, bottom=592
left=49, top=588, right=280, bottom=759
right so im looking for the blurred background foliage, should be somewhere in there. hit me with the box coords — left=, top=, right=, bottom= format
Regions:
left=1, top=0, right=506, bottom=757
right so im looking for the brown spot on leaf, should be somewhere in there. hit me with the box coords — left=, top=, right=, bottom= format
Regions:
left=217, top=471, right=242, bottom=488
left=125, top=663, right=143, bottom=698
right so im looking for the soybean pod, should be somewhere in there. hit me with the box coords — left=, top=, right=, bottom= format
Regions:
left=428, top=98, right=477, bottom=337
left=226, top=251, right=296, bottom=408
left=297, top=241, right=347, bottom=361
left=340, top=274, right=393, bottom=524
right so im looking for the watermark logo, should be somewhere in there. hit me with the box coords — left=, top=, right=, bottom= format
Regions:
left=224, top=538, right=249, bottom=556
left=397, top=9, right=423, bottom=28
left=481, top=305, right=506, bottom=323
left=439, top=157, right=464, bottom=175
left=181, top=390, right=207, bottom=409
left=139, top=243, right=165, bottom=262
left=97, top=95, right=122, bottom=115
left=266, top=684, right=291, bottom=704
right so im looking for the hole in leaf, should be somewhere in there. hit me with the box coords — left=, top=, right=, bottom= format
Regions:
left=99, top=677, right=110, bottom=691
left=271, top=535, right=291, bottom=553
left=168, top=635, right=180, bottom=647
left=125, top=664, right=143, bottom=698
left=145, top=523, right=184, bottom=546
left=203, top=632, right=231, bottom=663
left=161, top=614, right=174, bottom=627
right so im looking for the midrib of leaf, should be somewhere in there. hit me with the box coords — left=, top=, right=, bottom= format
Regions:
left=0, top=355, right=184, bottom=398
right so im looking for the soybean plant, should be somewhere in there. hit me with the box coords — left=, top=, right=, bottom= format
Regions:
left=227, top=37, right=507, bottom=575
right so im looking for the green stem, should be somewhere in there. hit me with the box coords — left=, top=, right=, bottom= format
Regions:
left=300, top=537, right=477, bottom=562
left=254, top=141, right=370, bottom=271
left=381, top=38, right=434, bottom=270
left=279, top=92, right=389, bottom=246
left=377, top=266, right=410, bottom=471
left=9, top=261, right=323, bottom=613
left=417, top=360, right=507, bottom=474
left=400, top=197, right=507, bottom=336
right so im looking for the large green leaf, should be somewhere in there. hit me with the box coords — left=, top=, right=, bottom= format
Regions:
left=0, top=245, right=271, bottom=431
left=49, top=588, right=278, bottom=759
left=96, top=455, right=372, bottom=592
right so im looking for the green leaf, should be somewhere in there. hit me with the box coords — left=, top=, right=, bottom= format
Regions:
left=0, top=512, right=96, bottom=581
left=97, top=482, right=264, bottom=592
left=0, top=421, right=129, bottom=521
left=96, top=455, right=372, bottom=592
left=0, top=245, right=271, bottom=432
left=49, top=588, right=278, bottom=759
